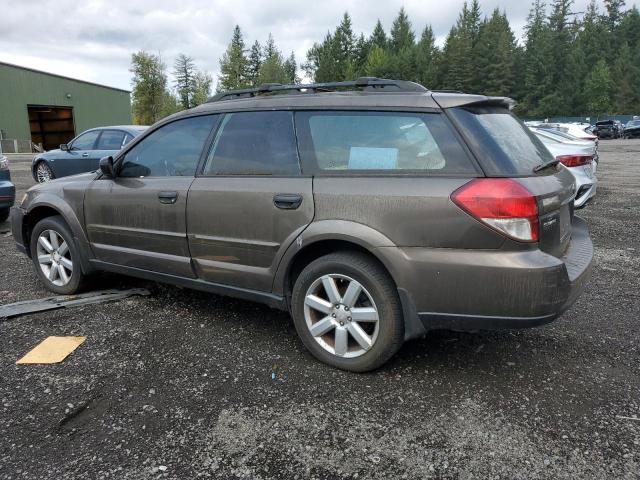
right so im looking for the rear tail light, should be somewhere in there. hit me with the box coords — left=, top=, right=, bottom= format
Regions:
left=451, top=179, right=539, bottom=242
left=556, top=155, right=593, bottom=167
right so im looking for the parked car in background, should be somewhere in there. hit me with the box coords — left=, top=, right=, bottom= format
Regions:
left=533, top=129, right=597, bottom=208
left=534, top=122, right=598, bottom=141
left=0, top=155, right=16, bottom=222
left=624, top=119, right=640, bottom=138
left=32, top=126, right=147, bottom=183
left=530, top=125, right=599, bottom=161
left=593, top=120, right=623, bottom=139
left=11, top=78, right=594, bottom=371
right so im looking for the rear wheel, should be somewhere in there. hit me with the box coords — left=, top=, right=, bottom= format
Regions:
left=0, top=208, right=9, bottom=223
left=35, top=161, right=54, bottom=183
left=291, top=251, right=404, bottom=372
left=30, top=215, right=88, bottom=294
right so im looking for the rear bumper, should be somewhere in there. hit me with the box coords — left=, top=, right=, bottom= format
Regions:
left=0, top=180, right=15, bottom=209
left=392, top=217, right=593, bottom=337
left=566, top=164, right=597, bottom=208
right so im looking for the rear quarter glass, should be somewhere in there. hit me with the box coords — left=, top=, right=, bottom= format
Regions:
left=448, top=107, right=555, bottom=177
left=295, top=111, right=478, bottom=175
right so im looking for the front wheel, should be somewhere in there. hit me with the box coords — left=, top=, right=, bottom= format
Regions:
left=291, top=251, right=404, bottom=372
left=35, top=161, right=54, bottom=183
left=30, top=215, right=88, bottom=294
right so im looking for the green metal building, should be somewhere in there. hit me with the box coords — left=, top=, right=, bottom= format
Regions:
left=0, top=61, right=131, bottom=151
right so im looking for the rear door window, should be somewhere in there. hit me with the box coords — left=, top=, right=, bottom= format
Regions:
left=448, top=107, right=554, bottom=176
left=295, top=111, right=476, bottom=174
left=97, top=130, right=126, bottom=150
left=202, top=111, right=300, bottom=175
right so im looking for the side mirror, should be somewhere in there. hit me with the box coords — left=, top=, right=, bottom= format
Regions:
left=99, top=156, right=115, bottom=178
left=60, top=144, right=69, bottom=151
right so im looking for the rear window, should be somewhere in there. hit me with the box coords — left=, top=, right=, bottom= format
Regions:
left=296, top=111, right=476, bottom=174
left=449, top=107, right=554, bottom=176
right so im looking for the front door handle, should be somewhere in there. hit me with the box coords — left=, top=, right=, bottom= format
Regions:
left=82, top=152, right=89, bottom=157
left=158, top=191, right=178, bottom=204
left=273, top=193, right=303, bottom=210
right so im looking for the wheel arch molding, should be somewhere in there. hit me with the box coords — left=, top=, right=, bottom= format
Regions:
left=23, top=196, right=94, bottom=274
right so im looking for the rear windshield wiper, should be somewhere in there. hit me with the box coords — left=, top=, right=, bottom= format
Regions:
left=533, top=159, right=559, bottom=173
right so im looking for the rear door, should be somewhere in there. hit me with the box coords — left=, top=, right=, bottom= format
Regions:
left=84, top=115, right=219, bottom=277
left=187, top=110, right=314, bottom=292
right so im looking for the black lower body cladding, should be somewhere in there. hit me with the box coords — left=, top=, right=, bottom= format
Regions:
left=386, top=217, right=593, bottom=336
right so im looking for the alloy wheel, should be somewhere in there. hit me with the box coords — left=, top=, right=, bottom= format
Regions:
left=303, top=274, right=379, bottom=358
left=36, top=229, right=73, bottom=286
left=36, top=163, right=52, bottom=183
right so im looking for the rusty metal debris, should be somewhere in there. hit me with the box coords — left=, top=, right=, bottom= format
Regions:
left=0, top=288, right=150, bottom=320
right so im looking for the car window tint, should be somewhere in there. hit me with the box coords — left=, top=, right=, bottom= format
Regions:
left=119, top=116, right=217, bottom=178
left=203, top=111, right=300, bottom=176
left=71, top=130, right=100, bottom=150
left=296, top=111, right=474, bottom=174
left=449, top=107, right=554, bottom=176
left=97, top=130, right=126, bottom=150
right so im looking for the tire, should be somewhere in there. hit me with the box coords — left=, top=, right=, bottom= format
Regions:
left=0, top=208, right=9, bottom=223
left=35, top=161, right=55, bottom=183
left=30, top=215, right=88, bottom=294
left=291, top=251, right=404, bottom=372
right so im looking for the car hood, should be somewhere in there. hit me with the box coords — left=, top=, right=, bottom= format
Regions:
left=26, top=171, right=97, bottom=196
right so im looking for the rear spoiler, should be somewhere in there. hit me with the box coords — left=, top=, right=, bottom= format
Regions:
left=431, top=92, right=516, bottom=110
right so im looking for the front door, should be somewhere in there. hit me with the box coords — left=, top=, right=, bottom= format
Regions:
left=55, top=129, right=102, bottom=177
left=84, top=115, right=219, bottom=278
left=187, top=111, right=314, bottom=292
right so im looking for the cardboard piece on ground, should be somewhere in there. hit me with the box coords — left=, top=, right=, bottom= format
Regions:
left=16, top=336, right=86, bottom=364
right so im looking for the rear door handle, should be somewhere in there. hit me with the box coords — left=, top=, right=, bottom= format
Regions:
left=158, top=191, right=178, bottom=204
left=82, top=152, right=89, bottom=157
left=273, top=193, right=303, bottom=210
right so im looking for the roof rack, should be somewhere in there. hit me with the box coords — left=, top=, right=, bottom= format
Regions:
left=207, top=77, right=428, bottom=103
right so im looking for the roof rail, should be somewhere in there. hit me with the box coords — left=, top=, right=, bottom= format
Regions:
left=207, top=77, right=428, bottom=103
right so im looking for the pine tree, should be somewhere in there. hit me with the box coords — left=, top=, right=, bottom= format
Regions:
left=192, top=71, right=213, bottom=106
left=584, top=60, right=613, bottom=116
left=364, top=46, right=392, bottom=78
left=130, top=51, right=169, bottom=124
left=258, top=34, right=289, bottom=84
left=370, top=20, right=388, bottom=49
left=284, top=52, right=298, bottom=83
left=415, top=26, right=438, bottom=87
left=441, top=1, right=482, bottom=92
left=612, top=42, right=640, bottom=113
left=173, top=53, right=197, bottom=109
left=604, top=0, right=626, bottom=31
left=217, top=25, right=249, bottom=91
left=474, top=9, right=517, bottom=97
left=353, top=34, right=371, bottom=76
left=389, top=7, right=415, bottom=53
left=247, top=41, right=263, bottom=86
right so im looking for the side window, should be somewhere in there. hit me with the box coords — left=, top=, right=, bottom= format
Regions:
left=119, top=116, right=217, bottom=178
left=122, top=133, right=134, bottom=146
left=202, top=111, right=300, bottom=176
left=296, top=111, right=476, bottom=174
left=96, top=130, right=126, bottom=150
left=71, top=130, right=100, bottom=151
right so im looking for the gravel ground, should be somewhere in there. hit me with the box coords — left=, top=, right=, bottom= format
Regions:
left=1, top=141, right=639, bottom=479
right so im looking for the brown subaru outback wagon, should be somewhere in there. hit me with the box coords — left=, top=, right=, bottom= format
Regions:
left=11, top=78, right=593, bottom=371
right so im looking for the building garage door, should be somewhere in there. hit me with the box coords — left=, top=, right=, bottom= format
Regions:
left=28, top=105, right=75, bottom=151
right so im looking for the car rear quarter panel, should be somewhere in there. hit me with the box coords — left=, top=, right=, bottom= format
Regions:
left=311, top=176, right=505, bottom=249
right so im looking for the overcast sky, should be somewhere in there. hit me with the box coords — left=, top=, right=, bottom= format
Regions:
left=0, top=0, right=610, bottom=91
